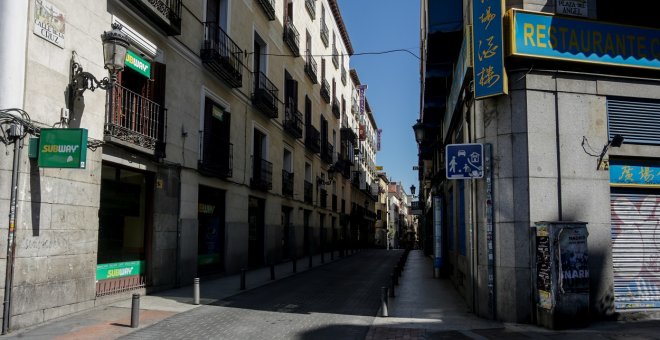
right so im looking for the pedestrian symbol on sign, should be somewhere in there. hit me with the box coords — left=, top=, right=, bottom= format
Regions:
left=445, top=144, right=484, bottom=179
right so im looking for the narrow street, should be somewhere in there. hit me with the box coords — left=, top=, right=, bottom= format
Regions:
left=121, top=250, right=401, bottom=340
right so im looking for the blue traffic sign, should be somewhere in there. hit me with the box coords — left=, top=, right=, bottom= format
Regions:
left=446, top=143, right=483, bottom=179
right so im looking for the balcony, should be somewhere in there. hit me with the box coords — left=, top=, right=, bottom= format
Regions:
left=283, top=104, right=303, bottom=139
left=305, top=0, right=316, bottom=19
left=332, top=44, right=339, bottom=69
left=320, top=188, right=327, bottom=208
left=340, top=127, right=357, bottom=144
left=320, top=21, right=329, bottom=47
left=352, top=170, right=363, bottom=187
left=304, top=52, right=318, bottom=84
left=305, top=124, right=321, bottom=154
left=321, top=142, right=334, bottom=164
left=201, top=22, right=243, bottom=88
left=320, top=79, right=331, bottom=103
left=251, top=156, right=273, bottom=191
left=341, top=66, right=347, bottom=86
left=331, top=97, right=341, bottom=119
left=106, top=83, right=166, bottom=156
left=282, top=170, right=294, bottom=198
left=304, top=180, right=313, bottom=204
left=256, top=0, right=276, bottom=20
left=284, top=20, right=300, bottom=57
left=121, top=0, right=182, bottom=35
left=252, top=72, right=278, bottom=119
left=332, top=194, right=337, bottom=212
left=198, top=143, right=233, bottom=178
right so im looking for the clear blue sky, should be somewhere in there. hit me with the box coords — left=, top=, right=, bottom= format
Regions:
left=338, top=0, right=421, bottom=194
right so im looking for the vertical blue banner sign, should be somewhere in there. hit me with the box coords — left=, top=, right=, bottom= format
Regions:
left=472, top=0, right=508, bottom=99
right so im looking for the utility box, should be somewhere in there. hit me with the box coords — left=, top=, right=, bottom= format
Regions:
left=533, top=221, right=589, bottom=329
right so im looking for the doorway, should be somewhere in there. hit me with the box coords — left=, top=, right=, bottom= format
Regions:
left=248, top=196, right=265, bottom=267
left=197, top=185, right=226, bottom=276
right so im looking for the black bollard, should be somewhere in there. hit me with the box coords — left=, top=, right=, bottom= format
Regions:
left=270, top=263, right=275, bottom=280
left=381, top=287, right=389, bottom=317
left=240, top=268, right=246, bottom=290
left=131, top=293, right=140, bottom=328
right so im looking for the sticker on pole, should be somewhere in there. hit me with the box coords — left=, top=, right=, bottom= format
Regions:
left=446, top=143, right=483, bottom=179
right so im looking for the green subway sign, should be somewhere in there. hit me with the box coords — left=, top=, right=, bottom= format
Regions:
left=125, top=50, right=151, bottom=78
left=96, top=260, right=144, bottom=280
left=37, top=128, right=88, bottom=168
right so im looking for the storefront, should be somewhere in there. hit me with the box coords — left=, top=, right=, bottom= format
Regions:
left=197, top=185, right=226, bottom=275
left=97, top=164, right=153, bottom=296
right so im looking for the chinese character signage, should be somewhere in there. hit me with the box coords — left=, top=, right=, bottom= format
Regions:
left=34, top=0, right=65, bottom=49
left=472, top=0, right=507, bottom=99
left=509, top=10, right=660, bottom=70
left=610, top=162, right=660, bottom=187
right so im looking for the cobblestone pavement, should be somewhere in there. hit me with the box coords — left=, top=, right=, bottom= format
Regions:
left=121, top=249, right=402, bottom=340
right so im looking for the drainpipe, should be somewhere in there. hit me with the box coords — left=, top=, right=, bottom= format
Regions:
left=3, top=135, right=23, bottom=334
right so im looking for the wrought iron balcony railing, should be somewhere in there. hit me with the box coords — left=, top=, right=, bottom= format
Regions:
left=332, top=97, right=341, bottom=119
left=256, top=0, right=276, bottom=20
left=106, top=83, right=166, bottom=155
left=284, top=20, right=300, bottom=57
left=305, top=0, right=316, bottom=19
left=304, top=180, right=313, bottom=204
left=282, top=169, right=294, bottom=197
left=198, top=142, right=233, bottom=178
left=320, top=21, right=329, bottom=47
left=201, top=22, right=243, bottom=88
left=305, top=124, right=321, bottom=154
left=320, top=79, right=331, bottom=103
left=340, top=127, right=357, bottom=144
left=320, top=188, right=327, bottom=208
left=332, top=44, right=339, bottom=69
left=284, top=104, right=303, bottom=139
left=321, top=142, right=334, bottom=164
left=332, top=194, right=338, bottom=212
left=305, top=51, right=318, bottom=84
left=122, top=0, right=182, bottom=35
left=252, top=71, right=278, bottom=118
left=251, top=156, right=273, bottom=191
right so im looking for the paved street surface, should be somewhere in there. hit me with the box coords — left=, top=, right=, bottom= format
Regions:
left=3, top=249, right=660, bottom=339
left=121, top=249, right=400, bottom=339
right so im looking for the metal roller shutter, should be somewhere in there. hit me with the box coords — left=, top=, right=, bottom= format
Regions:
left=610, top=191, right=660, bottom=310
left=608, top=97, right=660, bottom=145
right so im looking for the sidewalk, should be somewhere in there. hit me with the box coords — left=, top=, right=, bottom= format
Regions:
left=0, top=249, right=353, bottom=339
left=367, top=249, right=660, bottom=340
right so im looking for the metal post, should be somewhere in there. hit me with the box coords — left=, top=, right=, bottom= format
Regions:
left=240, top=268, right=246, bottom=290
left=380, top=287, right=389, bottom=317
left=292, top=256, right=297, bottom=273
left=270, top=263, right=275, bottom=280
left=389, top=274, right=395, bottom=297
left=2, top=134, right=22, bottom=335
left=130, top=294, right=140, bottom=328
left=308, top=253, right=312, bottom=268
left=193, top=278, right=200, bottom=305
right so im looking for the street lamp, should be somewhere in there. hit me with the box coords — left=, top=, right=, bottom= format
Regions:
left=68, top=23, right=130, bottom=111
left=412, top=119, right=425, bottom=144
left=410, top=184, right=416, bottom=196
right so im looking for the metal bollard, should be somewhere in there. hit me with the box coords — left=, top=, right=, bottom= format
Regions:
left=293, top=256, right=297, bottom=273
left=381, top=287, right=389, bottom=317
left=270, top=264, right=275, bottom=280
left=193, top=277, right=200, bottom=305
left=131, top=293, right=140, bottom=328
left=240, top=268, right=246, bottom=290
left=389, top=274, right=395, bottom=297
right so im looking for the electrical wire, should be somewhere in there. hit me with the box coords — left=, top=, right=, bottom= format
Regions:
left=0, top=108, right=39, bottom=145
left=247, top=48, right=421, bottom=60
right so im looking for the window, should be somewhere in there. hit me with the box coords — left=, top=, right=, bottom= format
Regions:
left=284, top=71, right=298, bottom=112
left=199, top=96, right=232, bottom=177
left=206, top=0, right=228, bottom=30
left=305, top=95, right=312, bottom=125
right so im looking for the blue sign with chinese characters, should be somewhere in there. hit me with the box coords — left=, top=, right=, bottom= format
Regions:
left=472, top=0, right=507, bottom=99
left=610, top=160, right=660, bottom=187
left=446, top=143, right=484, bottom=179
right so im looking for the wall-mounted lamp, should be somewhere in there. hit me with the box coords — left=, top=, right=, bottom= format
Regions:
left=68, top=23, right=130, bottom=112
left=597, top=134, right=624, bottom=170
left=412, top=119, right=425, bottom=145
left=410, top=184, right=416, bottom=196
